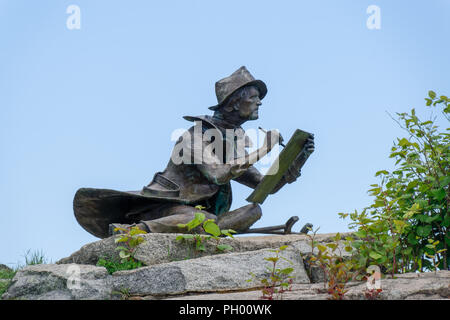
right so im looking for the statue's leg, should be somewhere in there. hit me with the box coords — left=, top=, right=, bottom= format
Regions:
left=139, top=205, right=217, bottom=234
left=140, top=203, right=262, bottom=233
left=110, top=203, right=262, bottom=235
left=216, top=203, right=262, bottom=232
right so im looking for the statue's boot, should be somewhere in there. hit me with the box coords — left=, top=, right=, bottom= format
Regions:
left=109, top=203, right=262, bottom=235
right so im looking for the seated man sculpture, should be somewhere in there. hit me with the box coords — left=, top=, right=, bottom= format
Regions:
left=73, top=66, right=314, bottom=238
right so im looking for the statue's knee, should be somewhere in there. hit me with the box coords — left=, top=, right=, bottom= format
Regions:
left=217, top=203, right=262, bottom=232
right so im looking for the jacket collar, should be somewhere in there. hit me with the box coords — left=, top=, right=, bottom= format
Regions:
left=183, top=115, right=243, bottom=134
left=183, top=115, right=252, bottom=148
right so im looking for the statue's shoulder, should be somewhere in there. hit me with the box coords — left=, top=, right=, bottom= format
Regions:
left=183, top=115, right=218, bottom=131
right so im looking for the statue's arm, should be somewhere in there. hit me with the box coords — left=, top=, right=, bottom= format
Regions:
left=196, top=163, right=237, bottom=185
left=197, top=131, right=280, bottom=185
left=232, top=165, right=263, bottom=189
left=197, top=149, right=267, bottom=185
left=232, top=164, right=294, bottom=193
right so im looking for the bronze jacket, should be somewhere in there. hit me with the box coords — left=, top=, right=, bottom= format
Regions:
left=142, top=115, right=264, bottom=215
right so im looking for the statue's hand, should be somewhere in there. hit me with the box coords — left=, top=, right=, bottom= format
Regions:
left=303, top=134, right=315, bottom=156
left=284, top=166, right=301, bottom=184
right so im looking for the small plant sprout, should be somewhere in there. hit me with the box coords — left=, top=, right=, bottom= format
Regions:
left=176, top=205, right=236, bottom=255
left=114, top=226, right=147, bottom=263
left=424, top=239, right=447, bottom=273
left=307, top=233, right=355, bottom=300
left=248, top=245, right=294, bottom=300
left=97, top=225, right=147, bottom=274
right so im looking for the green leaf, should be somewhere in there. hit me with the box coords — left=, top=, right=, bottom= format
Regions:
left=398, top=138, right=410, bottom=147
left=203, top=220, right=221, bottom=237
left=216, top=244, right=233, bottom=252
left=354, top=230, right=367, bottom=238
left=424, top=215, right=441, bottom=223
left=129, top=227, right=147, bottom=236
left=279, top=267, right=294, bottom=275
left=372, top=200, right=385, bottom=208
left=369, top=251, right=383, bottom=260
left=279, top=245, right=289, bottom=251
left=414, top=199, right=428, bottom=208
left=114, top=237, right=128, bottom=243
left=375, top=170, right=389, bottom=177
left=428, top=90, right=436, bottom=99
left=196, top=241, right=206, bottom=251
left=431, top=188, right=446, bottom=201
left=119, top=251, right=130, bottom=259
left=221, top=229, right=236, bottom=238
left=443, top=214, right=450, bottom=228
left=184, top=212, right=205, bottom=231
left=403, top=247, right=412, bottom=255
left=407, top=232, right=418, bottom=245
left=439, top=176, right=450, bottom=188
left=416, top=225, right=432, bottom=237
left=445, top=236, right=450, bottom=246
left=194, top=212, right=206, bottom=221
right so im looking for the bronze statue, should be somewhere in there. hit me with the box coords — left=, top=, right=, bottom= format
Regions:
left=73, top=66, right=314, bottom=238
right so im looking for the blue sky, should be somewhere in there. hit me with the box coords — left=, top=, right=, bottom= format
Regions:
left=1, top=0, right=449, bottom=266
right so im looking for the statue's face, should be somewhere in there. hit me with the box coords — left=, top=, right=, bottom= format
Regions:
left=238, top=86, right=261, bottom=121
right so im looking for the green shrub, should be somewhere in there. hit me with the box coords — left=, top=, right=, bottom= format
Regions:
left=340, top=91, right=449, bottom=274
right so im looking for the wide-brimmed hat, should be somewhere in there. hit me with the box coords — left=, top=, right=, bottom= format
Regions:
left=209, top=66, right=267, bottom=111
